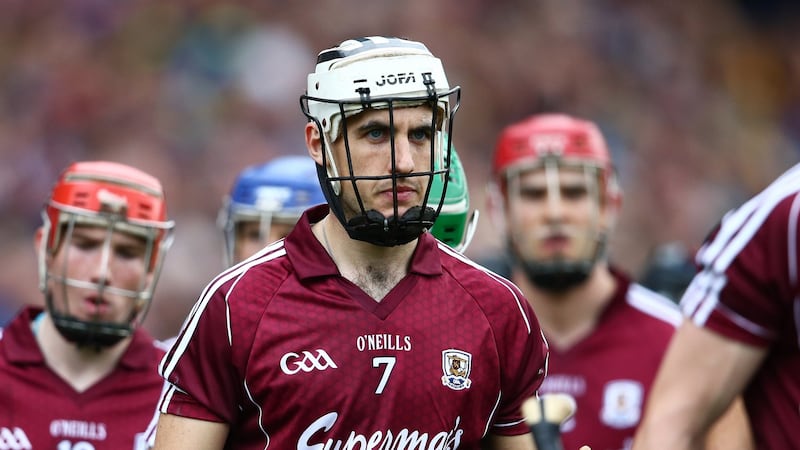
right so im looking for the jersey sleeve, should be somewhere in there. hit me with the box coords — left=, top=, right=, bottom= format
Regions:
left=158, top=280, right=246, bottom=423
left=487, top=277, right=549, bottom=436
left=681, top=193, right=800, bottom=347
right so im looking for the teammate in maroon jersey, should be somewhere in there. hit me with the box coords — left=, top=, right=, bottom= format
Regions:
left=633, top=163, right=800, bottom=450
left=484, top=113, right=751, bottom=450
left=0, top=161, right=175, bottom=449
left=152, top=36, right=548, bottom=450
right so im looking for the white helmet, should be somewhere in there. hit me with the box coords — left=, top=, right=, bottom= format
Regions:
left=301, top=36, right=461, bottom=246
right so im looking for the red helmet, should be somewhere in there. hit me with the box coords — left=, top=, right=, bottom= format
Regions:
left=491, top=113, right=619, bottom=204
left=39, top=161, right=175, bottom=348
left=44, top=161, right=173, bottom=261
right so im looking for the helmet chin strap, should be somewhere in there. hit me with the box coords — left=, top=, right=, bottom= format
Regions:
left=45, top=293, right=132, bottom=351
left=520, top=259, right=592, bottom=293
left=509, top=234, right=608, bottom=293
left=344, top=206, right=436, bottom=247
left=316, top=162, right=438, bottom=247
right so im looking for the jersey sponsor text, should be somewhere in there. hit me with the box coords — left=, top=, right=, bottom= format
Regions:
left=298, top=412, right=463, bottom=450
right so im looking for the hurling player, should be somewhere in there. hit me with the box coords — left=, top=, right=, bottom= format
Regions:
left=153, top=36, right=548, bottom=450
left=483, top=113, right=751, bottom=450
left=633, top=162, right=800, bottom=450
left=143, top=147, right=479, bottom=447
left=0, top=161, right=175, bottom=449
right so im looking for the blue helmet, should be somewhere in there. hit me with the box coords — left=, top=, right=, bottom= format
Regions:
left=219, top=155, right=325, bottom=266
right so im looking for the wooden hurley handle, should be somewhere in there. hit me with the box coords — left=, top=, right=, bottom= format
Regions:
left=521, top=393, right=577, bottom=450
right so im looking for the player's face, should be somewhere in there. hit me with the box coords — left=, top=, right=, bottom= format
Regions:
left=505, top=163, right=607, bottom=265
left=46, top=225, right=151, bottom=325
left=233, top=219, right=295, bottom=263
left=333, top=106, right=436, bottom=220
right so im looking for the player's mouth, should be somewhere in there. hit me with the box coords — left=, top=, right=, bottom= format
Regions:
left=379, top=184, right=418, bottom=204
left=83, top=296, right=111, bottom=317
left=540, top=233, right=570, bottom=254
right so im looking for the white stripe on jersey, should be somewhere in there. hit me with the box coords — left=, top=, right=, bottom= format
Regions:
left=157, top=383, right=180, bottom=414
left=697, top=165, right=800, bottom=271
left=683, top=164, right=800, bottom=328
left=627, top=283, right=683, bottom=327
left=243, top=378, right=270, bottom=449
left=483, top=391, right=503, bottom=437
left=437, top=242, right=533, bottom=334
left=160, top=240, right=287, bottom=379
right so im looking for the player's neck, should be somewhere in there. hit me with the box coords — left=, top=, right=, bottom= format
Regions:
left=516, top=265, right=616, bottom=350
left=314, top=216, right=416, bottom=302
left=35, top=313, right=130, bottom=392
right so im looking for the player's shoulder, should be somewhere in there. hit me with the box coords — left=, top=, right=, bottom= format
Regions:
left=209, top=240, right=292, bottom=300
left=625, top=282, right=683, bottom=328
left=437, top=244, right=527, bottom=305
left=439, top=244, right=511, bottom=282
left=727, top=167, right=800, bottom=232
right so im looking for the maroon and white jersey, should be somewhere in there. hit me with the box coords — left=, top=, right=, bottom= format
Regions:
left=681, top=163, right=800, bottom=450
left=158, top=205, right=547, bottom=449
left=0, top=306, right=166, bottom=450
left=539, top=270, right=682, bottom=450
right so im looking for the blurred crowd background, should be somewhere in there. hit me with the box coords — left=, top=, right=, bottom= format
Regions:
left=2, top=0, right=799, bottom=339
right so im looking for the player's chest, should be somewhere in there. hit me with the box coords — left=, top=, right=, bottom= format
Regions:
left=242, top=311, right=500, bottom=412
left=0, top=365, right=160, bottom=450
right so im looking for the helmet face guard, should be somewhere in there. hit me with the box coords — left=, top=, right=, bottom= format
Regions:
left=38, top=161, right=174, bottom=348
left=300, top=36, right=461, bottom=247
left=219, top=156, right=325, bottom=266
left=491, top=114, right=620, bottom=291
left=504, top=157, right=608, bottom=291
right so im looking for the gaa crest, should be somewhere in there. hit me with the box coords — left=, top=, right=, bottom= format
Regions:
left=441, top=349, right=472, bottom=390
left=600, top=379, right=643, bottom=429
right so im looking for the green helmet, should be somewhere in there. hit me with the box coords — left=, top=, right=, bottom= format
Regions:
left=430, top=143, right=479, bottom=252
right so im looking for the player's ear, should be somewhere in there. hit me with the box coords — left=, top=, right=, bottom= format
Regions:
left=306, top=122, right=324, bottom=166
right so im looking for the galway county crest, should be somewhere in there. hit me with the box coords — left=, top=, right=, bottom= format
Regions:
left=441, top=349, right=472, bottom=390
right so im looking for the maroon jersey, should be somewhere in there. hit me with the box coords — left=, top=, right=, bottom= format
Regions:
left=0, top=306, right=166, bottom=450
left=539, top=270, right=682, bottom=450
left=681, top=164, right=800, bottom=450
left=158, top=205, right=547, bottom=449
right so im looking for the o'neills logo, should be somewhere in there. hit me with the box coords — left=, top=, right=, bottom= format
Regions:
left=50, top=420, right=108, bottom=440
left=297, top=412, right=464, bottom=450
